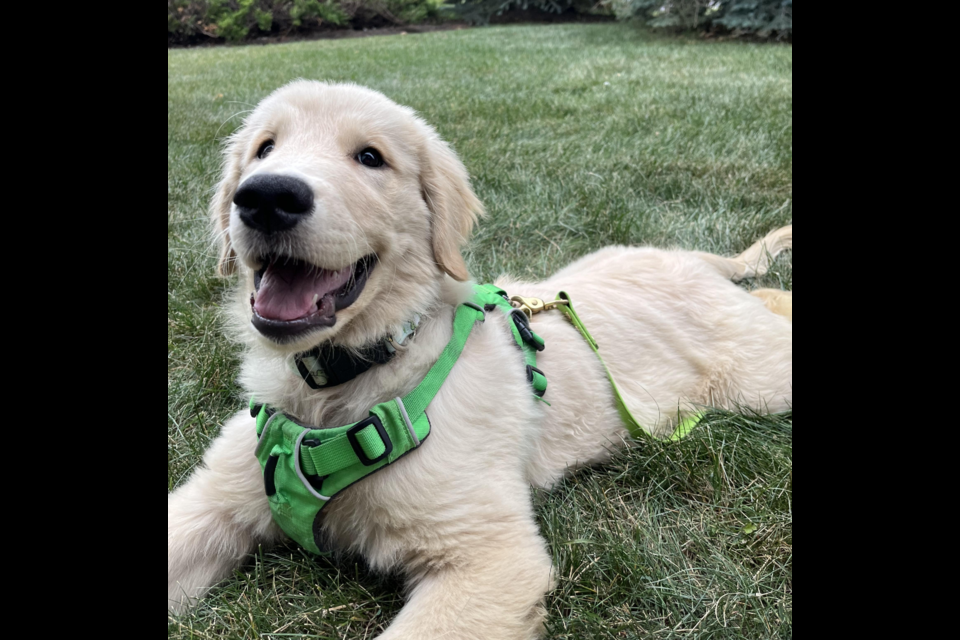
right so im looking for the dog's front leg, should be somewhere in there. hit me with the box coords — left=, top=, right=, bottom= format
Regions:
left=377, top=523, right=555, bottom=640
left=168, top=411, right=282, bottom=612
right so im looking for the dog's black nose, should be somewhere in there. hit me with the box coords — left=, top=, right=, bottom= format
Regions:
left=234, top=174, right=314, bottom=234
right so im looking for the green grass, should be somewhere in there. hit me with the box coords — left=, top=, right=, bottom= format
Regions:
left=168, top=23, right=792, bottom=639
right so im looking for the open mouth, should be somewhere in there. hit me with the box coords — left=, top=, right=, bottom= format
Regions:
left=250, top=254, right=376, bottom=341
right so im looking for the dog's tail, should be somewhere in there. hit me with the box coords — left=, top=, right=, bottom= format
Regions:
left=696, top=225, right=792, bottom=282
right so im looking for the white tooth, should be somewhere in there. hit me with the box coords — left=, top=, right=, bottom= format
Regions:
left=312, top=294, right=320, bottom=305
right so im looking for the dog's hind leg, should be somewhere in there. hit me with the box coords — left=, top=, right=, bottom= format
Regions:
left=168, top=411, right=283, bottom=613
left=751, top=288, right=792, bottom=321
left=695, top=225, right=792, bottom=282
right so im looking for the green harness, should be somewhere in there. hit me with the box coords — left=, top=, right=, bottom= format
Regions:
left=252, top=284, right=699, bottom=553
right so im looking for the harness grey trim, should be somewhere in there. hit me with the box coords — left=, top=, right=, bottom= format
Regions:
left=255, top=412, right=280, bottom=456
left=395, top=396, right=419, bottom=446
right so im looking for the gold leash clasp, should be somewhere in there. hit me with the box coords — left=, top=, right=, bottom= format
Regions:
left=510, top=295, right=570, bottom=318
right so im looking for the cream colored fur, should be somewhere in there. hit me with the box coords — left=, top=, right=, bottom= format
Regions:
left=168, top=81, right=792, bottom=639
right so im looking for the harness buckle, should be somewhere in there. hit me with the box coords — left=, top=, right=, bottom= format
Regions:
left=347, top=414, right=393, bottom=466
left=509, top=309, right=544, bottom=351
left=526, top=364, right=547, bottom=397
left=510, top=295, right=570, bottom=317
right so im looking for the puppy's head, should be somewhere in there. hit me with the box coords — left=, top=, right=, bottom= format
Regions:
left=211, top=81, right=483, bottom=353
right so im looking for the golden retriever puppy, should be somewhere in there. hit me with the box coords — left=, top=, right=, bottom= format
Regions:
left=167, top=80, right=792, bottom=639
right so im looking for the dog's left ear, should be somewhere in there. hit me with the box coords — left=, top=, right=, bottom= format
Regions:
left=209, top=133, right=245, bottom=276
left=417, top=122, right=484, bottom=282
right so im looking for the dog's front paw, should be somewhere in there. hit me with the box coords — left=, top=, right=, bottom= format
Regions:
left=168, top=410, right=283, bottom=612
left=167, top=487, right=243, bottom=613
left=167, top=525, right=212, bottom=613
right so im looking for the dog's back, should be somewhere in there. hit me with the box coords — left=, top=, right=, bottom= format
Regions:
left=497, top=226, right=793, bottom=449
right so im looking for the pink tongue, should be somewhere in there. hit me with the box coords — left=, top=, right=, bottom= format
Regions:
left=253, top=261, right=353, bottom=321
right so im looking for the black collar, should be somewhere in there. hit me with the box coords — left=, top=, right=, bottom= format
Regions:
left=293, top=314, right=422, bottom=390
left=294, top=341, right=395, bottom=389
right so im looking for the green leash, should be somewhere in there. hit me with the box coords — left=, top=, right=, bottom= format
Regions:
left=553, top=291, right=701, bottom=442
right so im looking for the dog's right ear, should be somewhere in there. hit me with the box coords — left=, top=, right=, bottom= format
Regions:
left=209, top=133, right=245, bottom=276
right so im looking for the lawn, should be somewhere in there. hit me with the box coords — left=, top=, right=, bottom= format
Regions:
left=168, top=22, right=792, bottom=639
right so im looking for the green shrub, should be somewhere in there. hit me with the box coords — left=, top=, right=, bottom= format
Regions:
left=168, top=0, right=444, bottom=44
left=609, top=0, right=792, bottom=38
left=714, top=0, right=791, bottom=35
left=385, top=0, right=445, bottom=23
left=449, top=0, right=605, bottom=25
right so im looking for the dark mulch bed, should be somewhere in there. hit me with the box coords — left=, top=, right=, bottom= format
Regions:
left=169, top=21, right=468, bottom=49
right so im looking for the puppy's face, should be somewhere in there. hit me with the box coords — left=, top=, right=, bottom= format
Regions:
left=211, top=82, right=482, bottom=353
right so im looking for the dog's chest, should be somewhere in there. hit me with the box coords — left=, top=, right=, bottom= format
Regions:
left=304, top=315, right=545, bottom=562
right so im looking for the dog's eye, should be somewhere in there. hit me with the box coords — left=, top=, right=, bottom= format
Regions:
left=257, top=140, right=275, bottom=160
left=357, top=148, right=385, bottom=168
